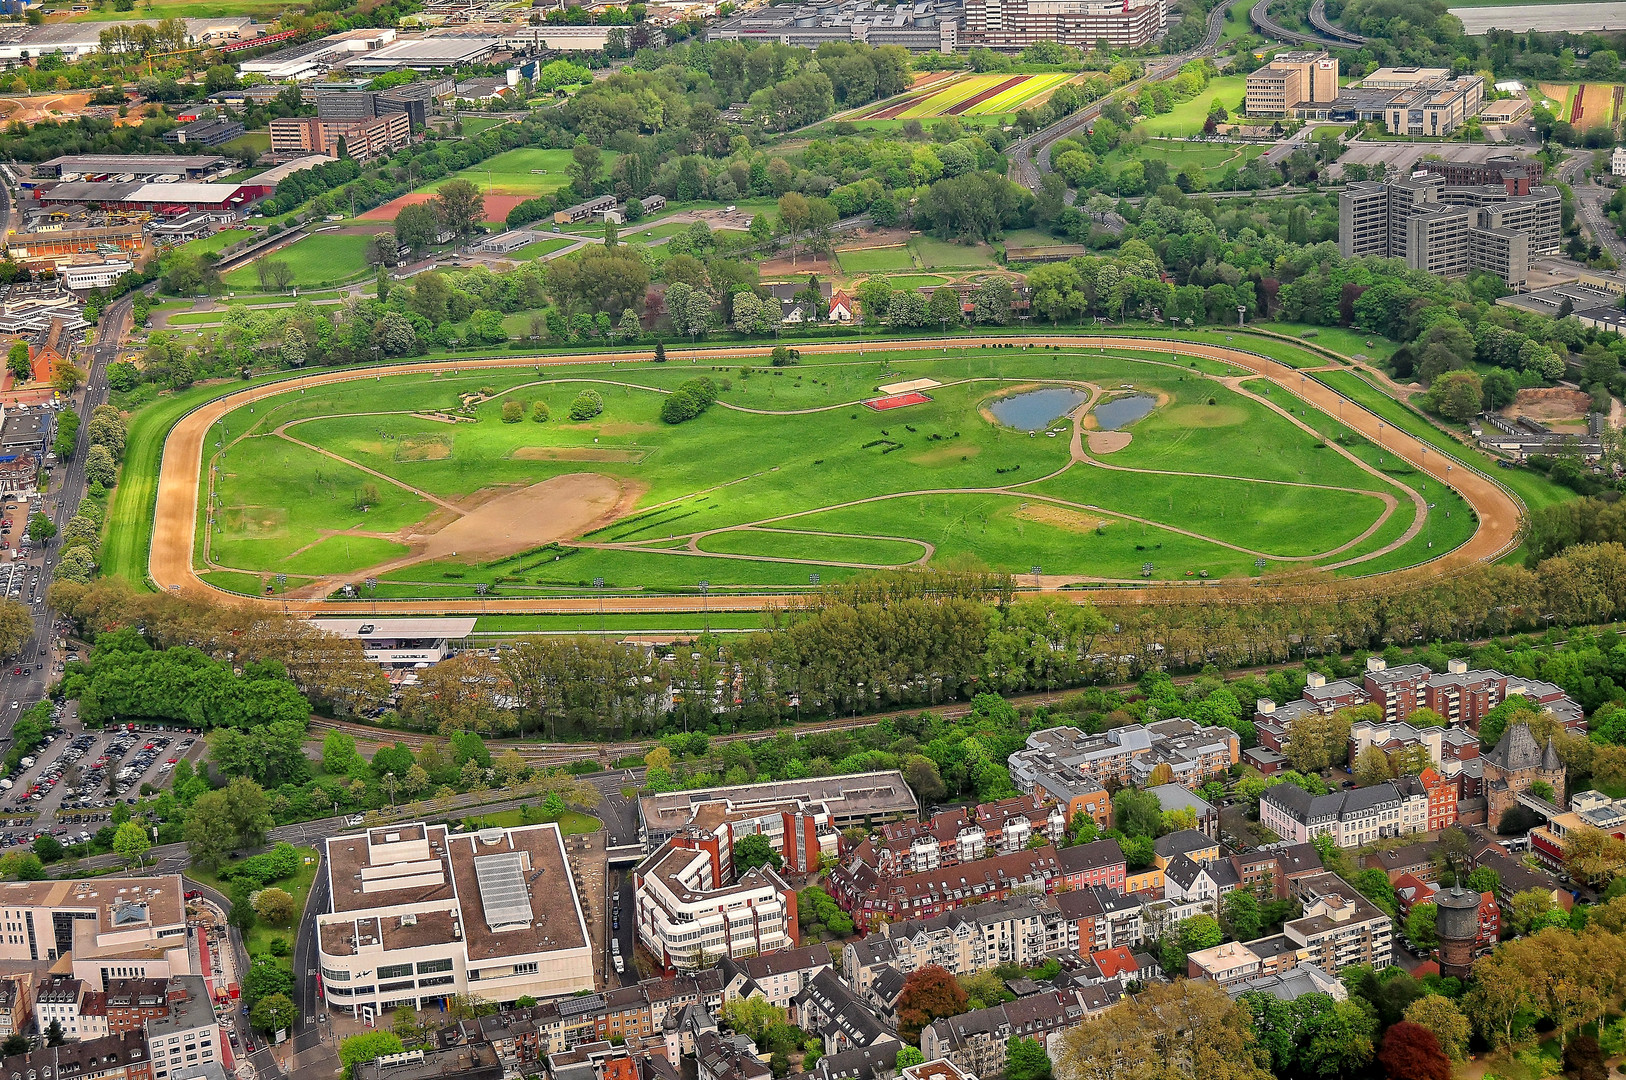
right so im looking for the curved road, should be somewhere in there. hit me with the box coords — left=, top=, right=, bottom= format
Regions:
left=145, top=335, right=1523, bottom=615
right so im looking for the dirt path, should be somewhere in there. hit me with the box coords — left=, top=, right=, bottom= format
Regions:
left=148, top=336, right=1525, bottom=614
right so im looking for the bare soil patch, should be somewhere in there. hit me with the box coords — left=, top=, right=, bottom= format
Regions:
left=758, top=253, right=835, bottom=278
left=1504, top=387, right=1594, bottom=424
left=1013, top=503, right=1108, bottom=533
left=222, top=506, right=287, bottom=538
left=1087, top=431, right=1133, bottom=454
left=396, top=435, right=452, bottom=461
left=512, top=446, right=648, bottom=463
left=910, top=444, right=980, bottom=466
left=404, top=473, right=645, bottom=563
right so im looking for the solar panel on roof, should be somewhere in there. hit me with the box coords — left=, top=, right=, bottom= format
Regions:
left=474, top=852, right=532, bottom=932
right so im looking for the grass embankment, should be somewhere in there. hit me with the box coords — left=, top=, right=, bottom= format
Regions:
left=186, top=846, right=321, bottom=963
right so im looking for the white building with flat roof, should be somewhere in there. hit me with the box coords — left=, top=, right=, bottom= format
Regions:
left=0, top=876, right=191, bottom=982
left=308, top=618, right=476, bottom=668
left=317, top=822, right=593, bottom=1014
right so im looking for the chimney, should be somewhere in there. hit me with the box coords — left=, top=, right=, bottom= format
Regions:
left=1306, top=672, right=1325, bottom=688
left=1367, top=657, right=1387, bottom=673
left=1447, top=658, right=1467, bottom=675
left=1256, top=698, right=1276, bottom=715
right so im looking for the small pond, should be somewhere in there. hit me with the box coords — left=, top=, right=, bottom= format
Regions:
left=1092, top=393, right=1157, bottom=431
left=987, top=387, right=1090, bottom=431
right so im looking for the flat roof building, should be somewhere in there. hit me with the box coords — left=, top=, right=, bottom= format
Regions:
left=317, top=822, right=592, bottom=1013
left=639, top=773, right=917, bottom=846
left=0, top=876, right=191, bottom=984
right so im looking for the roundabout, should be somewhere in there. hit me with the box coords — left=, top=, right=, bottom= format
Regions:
left=136, top=334, right=1524, bottom=615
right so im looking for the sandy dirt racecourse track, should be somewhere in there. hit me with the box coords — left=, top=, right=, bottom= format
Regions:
left=147, top=337, right=1525, bottom=615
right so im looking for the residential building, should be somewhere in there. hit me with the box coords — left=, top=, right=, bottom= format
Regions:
left=1362, top=842, right=1441, bottom=885
left=143, top=978, right=220, bottom=1080
left=717, top=945, right=833, bottom=1014
left=1614, top=146, right=1626, bottom=178
left=858, top=896, right=1069, bottom=979
left=1009, top=720, right=1238, bottom=795
left=0, top=1031, right=153, bottom=1080
left=827, top=845, right=1061, bottom=930
left=1246, top=50, right=1339, bottom=116
left=696, top=1030, right=772, bottom=1080
left=1055, top=839, right=1126, bottom=891
left=634, top=826, right=799, bottom=974
left=1261, top=781, right=1420, bottom=847
left=103, top=978, right=171, bottom=1036
left=812, top=1043, right=902, bottom=1080
left=860, top=795, right=1064, bottom=878
left=1162, top=853, right=1240, bottom=908
left=1186, top=942, right=1264, bottom=987
left=1284, top=872, right=1393, bottom=973
left=0, top=876, right=191, bottom=982
left=795, top=970, right=896, bottom=1055
left=920, top=988, right=1115, bottom=1077
left=1223, top=963, right=1345, bottom=1002
left=1054, top=887, right=1145, bottom=954
left=36, top=976, right=91, bottom=1041
left=316, top=822, right=593, bottom=1014
left=0, top=975, right=29, bottom=1042
left=962, top=0, right=1167, bottom=50
left=1347, top=720, right=1480, bottom=780
left=554, top=195, right=619, bottom=226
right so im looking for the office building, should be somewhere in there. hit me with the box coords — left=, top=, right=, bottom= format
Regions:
left=143, top=977, right=220, bottom=1080
left=1245, top=50, right=1339, bottom=117
left=1385, top=76, right=1485, bottom=136
left=1405, top=206, right=1472, bottom=275
left=316, top=822, right=594, bottom=1014
left=0, top=876, right=190, bottom=982
left=1471, top=226, right=1529, bottom=289
left=711, top=0, right=960, bottom=52
left=269, top=111, right=411, bottom=164
left=161, top=120, right=245, bottom=147
left=962, top=0, right=1167, bottom=50
left=1421, top=155, right=1541, bottom=195
left=1362, top=66, right=1450, bottom=90
left=1260, top=780, right=1434, bottom=847
left=1010, top=720, right=1239, bottom=795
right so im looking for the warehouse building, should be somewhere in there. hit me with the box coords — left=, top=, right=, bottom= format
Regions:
left=30, top=155, right=228, bottom=182
left=711, top=0, right=959, bottom=51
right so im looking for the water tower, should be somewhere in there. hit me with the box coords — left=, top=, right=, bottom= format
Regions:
left=1434, top=886, right=1481, bottom=980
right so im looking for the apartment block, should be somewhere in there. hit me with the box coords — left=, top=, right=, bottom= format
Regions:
left=634, top=827, right=799, bottom=974
left=717, top=945, right=833, bottom=1014
left=638, top=772, right=917, bottom=848
left=827, top=845, right=1062, bottom=930
left=1478, top=188, right=1562, bottom=255
left=962, top=0, right=1167, bottom=50
left=859, top=795, right=1065, bottom=878
left=1261, top=780, right=1430, bottom=847
left=1246, top=50, right=1339, bottom=117
left=1009, top=720, right=1239, bottom=794
left=317, top=822, right=593, bottom=1014
left=1054, top=886, right=1146, bottom=954
left=143, top=977, right=220, bottom=1080
left=1348, top=719, right=1480, bottom=779
left=0, top=1032, right=153, bottom=1080
left=853, top=896, right=1071, bottom=980
left=0, top=975, right=29, bottom=1042
left=1284, top=872, right=1394, bottom=973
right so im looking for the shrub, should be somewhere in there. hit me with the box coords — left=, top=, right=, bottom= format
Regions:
left=568, top=389, right=604, bottom=421
left=660, top=377, right=719, bottom=424
left=501, top=401, right=523, bottom=423
left=532, top=400, right=550, bottom=422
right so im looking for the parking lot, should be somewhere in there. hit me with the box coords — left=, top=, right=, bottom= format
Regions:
left=0, top=715, right=207, bottom=850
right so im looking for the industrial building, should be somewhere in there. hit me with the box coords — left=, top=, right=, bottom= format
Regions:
left=30, top=155, right=229, bottom=182
left=962, top=0, right=1166, bottom=50
left=1245, top=50, right=1340, bottom=117
left=161, top=119, right=246, bottom=148
left=711, top=0, right=960, bottom=51
left=344, top=35, right=504, bottom=73
left=34, top=181, right=264, bottom=217
left=316, top=822, right=594, bottom=1013
left=1338, top=168, right=1559, bottom=288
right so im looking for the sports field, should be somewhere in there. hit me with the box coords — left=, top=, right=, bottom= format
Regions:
left=164, top=342, right=1478, bottom=600
left=220, top=231, right=374, bottom=289
left=858, top=73, right=1076, bottom=120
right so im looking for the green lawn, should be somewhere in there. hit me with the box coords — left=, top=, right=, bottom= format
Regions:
left=186, top=846, right=320, bottom=962
left=167, top=229, right=255, bottom=259
left=888, top=274, right=951, bottom=289
left=164, top=313, right=226, bottom=327
left=458, top=117, right=512, bottom=137
left=183, top=343, right=1435, bottom=590
left=1138, top=74, right=1250, bottom=137
left=1253, top=322, right=1398, bottom=363
left=909, top=235, right=999, bottom=269
left=1220, top=0, right=1259, bottom=40
left=220, top=232, right=374, bottom=290
left=839, top=246, right=917, bottom=274
left=222, top=132, right=271, bottom=155
left=471, top=611, right=768, bottom=632
left=420, top=147, right=620, bottom=200
left=62, top=0, right=286, bottom=16
left=510, top=238, right=576, bottom=260
left=1105, top=139, right=1267, bottom=179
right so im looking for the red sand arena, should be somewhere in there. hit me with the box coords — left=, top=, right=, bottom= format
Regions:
left=864, top=392, right=932, bottom=410
left=361, top=192, right=530, bottom=223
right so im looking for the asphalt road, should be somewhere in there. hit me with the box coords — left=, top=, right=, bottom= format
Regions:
left=1563, top=153, right=1626, bottom=266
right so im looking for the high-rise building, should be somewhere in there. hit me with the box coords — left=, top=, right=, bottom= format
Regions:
left=962, top=0, right=1167, bottom=50
left=1406, top=206, right=1472, bottom=276
left=1337, top=182, right=1390, bottom=258
left=1245, top=50, right=1338, bottom=117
